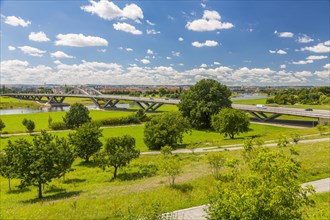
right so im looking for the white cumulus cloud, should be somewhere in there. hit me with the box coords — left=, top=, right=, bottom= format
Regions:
left=186, top=10, right=234, bottom=32
left=306, top=55, right=327, bottom=60
left=146, top=29, right=160, bottom=35
left=4, top=15, right=31, bottom=27
left=269, top=49, right=287, bottom=54
left=18, top=46, right=46, bottom=57
left=178, top=37, right=184, bottom=42
left=55, top=33, right=108, bottom=47
left=147, top=49, right=154, bottom=55
left=113, top=22, right=142, bottom=35
left=8, top=46, right=16, bottom=51
left=29, top=31, right=50, bottom=42
left=140, top=59, right=150, bottom=64
left=292, top=60, right=314, bottom=65
left=274, top=30, right=294, bottom=38
left=50, top=51, right=75, bottom=59
left=300, top=41, right=330, bottom=53
left=81, top=0, right=143, bottom=22
left=280, top=64, right=286, bottom=69
left=192, top=40, right=218, bottom=48
left=297, top=34, right=314, bottom=43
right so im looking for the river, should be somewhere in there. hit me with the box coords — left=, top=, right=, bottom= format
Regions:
left=0, top=94, right=267, bottom=115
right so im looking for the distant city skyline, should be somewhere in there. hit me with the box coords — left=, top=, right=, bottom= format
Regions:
left=1, top=0, right=329, bottom=85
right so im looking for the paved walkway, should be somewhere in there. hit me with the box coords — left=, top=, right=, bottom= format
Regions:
left=170, top=178, right=330, bottom=220
left=142, top=137, right=330, bottom=155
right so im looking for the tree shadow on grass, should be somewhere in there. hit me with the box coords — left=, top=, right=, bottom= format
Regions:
left=63, top=178, right=86, bottom=184
left=22, top=190, right=82, bottom=204
left=170, top=183, right=194, bottom=193
left=7, top=187, right=31, bottom=194
left=76, top=160, right=98, bottom=168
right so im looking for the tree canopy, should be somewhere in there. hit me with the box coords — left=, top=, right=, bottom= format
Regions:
left=178, top=79, right=231, bottom=129
left=63, top=103, right=91, bottom=129
left=0, top=119, right=5, bottom=136
left=211, top=108, right=250, bottom=139
left=2, top=131, right=75, bottom=198
left=144, top=112, right=190, bottom=150
left=69, top=122, right=103, bottom=162
left=207, top=144, right=315, bottom=220
left=96, top=135, right=140, bottom=179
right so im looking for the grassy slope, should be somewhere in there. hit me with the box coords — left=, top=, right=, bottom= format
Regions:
left=0, top=141, right=329, bottom=219
left=0, top=110, right=134, bottom=133
left=1, top=123, right=326, bottom=152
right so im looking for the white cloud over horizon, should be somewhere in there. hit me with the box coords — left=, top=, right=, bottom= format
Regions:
left=4, top=15, right=31, bottom=27
left=113, top=22, right=143, bottom=35
left=18, top=46, right=46, bottom=57
left=50, top=51, right=75, bottom=59
left=55, top=33, right=108, bottom=47
left=192, top=40, right=218, bottom=48
left=29, top=31, right=50, bottom=42
left=186, top=10, right=234, bottom=32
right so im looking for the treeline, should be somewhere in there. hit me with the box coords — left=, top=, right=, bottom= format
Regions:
left=262, top=87, right=330, bottom=105
left=102, top=87, right=182, bottom=98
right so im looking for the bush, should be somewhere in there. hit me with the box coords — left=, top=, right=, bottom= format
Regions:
left=50, top=122, right=67, bottom=130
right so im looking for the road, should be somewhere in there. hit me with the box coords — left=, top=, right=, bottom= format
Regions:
left=170, top=178, right=330, bottom=220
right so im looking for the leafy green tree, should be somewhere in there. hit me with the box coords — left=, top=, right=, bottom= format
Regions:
left=0, top=119, right=5, bottom=136
left=69, top=122, right=103, bottom=162
left=207, top=153, right=226, bottom=179
left=3, top=131, right=75, bottom=198
left=22, top=118, right=35, bottom=133
left=144, top=112, right=190, bottom=150
left=277, top=135, right=290, bottom=147
left=161, top=156, right=182, bottom=186
left=160, top=146, right=173, bottom=158
left=208, top=145, right=315, bottom=219
left=178, top=79, right=232, bottom=129
left=211, top=108, right=250, bottom=139
left=63, top=103, right=91, bottom=129
left=0, top=152, right=16, bottom=190
left=290, top=133, right=301, bottom=144
left=316, top=123, right=326, bottom=135
left=96, top=135, right=139, bottom=179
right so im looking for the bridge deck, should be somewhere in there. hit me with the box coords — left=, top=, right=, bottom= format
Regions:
left=2, top=93, right=329, bottom=119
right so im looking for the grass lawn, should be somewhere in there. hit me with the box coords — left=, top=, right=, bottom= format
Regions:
left=1, top=122, right=327, bottom=152
left=0, top=110, right=135, bottom=133
left=303, top=192, right=330, bottom=220
left=0, top=141, right=328, bottom=219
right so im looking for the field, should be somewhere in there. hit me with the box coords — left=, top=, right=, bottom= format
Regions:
left=1, top=122, right=327, bottom=152
left=1, top=141, right=329, bottom=219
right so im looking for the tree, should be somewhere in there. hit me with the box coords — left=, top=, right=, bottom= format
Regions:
left=22, top=118, right=35, bottom=133
left=3, top=131, right=75, bottom=198
left=144, top=112, right=190, bottom=150
left=207, top=153, right=226, bottom=180
left=178, top=79, right=231, bottom=129
left=207, top=145, right=315, bottom=219
left=291, top=133, right=301, bottom=144
left=0, top=119, right=5, bottom=136
left=211, top=108, right=250, bottom=139
left=277, top=135, right=290, bottom=147
left=0, top=152, right=16, bottom=190
left=63, top=103, right=91, bottom=129
left=69, top=122, right=103, bottom=162
left=96, top=135, right=140, bottom=179
left=161, top=156, right=182, bottom=186
left=316, top=123, right=326, bottom=135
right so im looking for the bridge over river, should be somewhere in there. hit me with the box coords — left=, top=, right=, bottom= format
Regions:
left=2, top=87, right=329, bottom=124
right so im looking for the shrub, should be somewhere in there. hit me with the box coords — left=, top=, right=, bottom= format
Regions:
left=50, top=122, right=67, bottom=130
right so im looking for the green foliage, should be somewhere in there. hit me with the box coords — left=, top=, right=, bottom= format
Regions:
left=161, top=156, right=182, bottom=186
left=49, top=121, right=67, bottom=130
left=22, top=118, right=35, bottom=133
left=291, top=133, right=301, bottom=144
left=96, top=135, right=140, bottom=179
left=0, top=118, right=5, bottom=135
left=160, top=146, right=173, bottom=158
left=316, top=123, right=326, bottom=135
left=69, top=122, right=103, bottom=162
left=211, top=108, right=250, bottom=139
left=0, top=151, right=16, bottom=190
left=144, top=112, right=191, bottom=150
left=3, top=131, right=75, bottom=198
left=277, top=135, right=290, bottom=147
left=48, top=115, right=53, bottom=128
left=178, top=79, right=232, bottom=129
left=63, top=103, right=91, bottom=129
left=207, top=153, right=226, bottom=179
left=208, top=145, right=315, bottom=220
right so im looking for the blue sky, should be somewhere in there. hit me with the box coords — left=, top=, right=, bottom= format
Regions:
left=1, top=0, right=329, bottom=85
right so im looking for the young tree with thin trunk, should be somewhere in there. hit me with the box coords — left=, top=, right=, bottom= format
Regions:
left=97, top=135, right=139, bottom=179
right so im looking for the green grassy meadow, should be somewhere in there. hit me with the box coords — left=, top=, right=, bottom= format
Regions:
left=0, top=141, right=329, bottom=219
left=0, top=122, right=326, bottom=152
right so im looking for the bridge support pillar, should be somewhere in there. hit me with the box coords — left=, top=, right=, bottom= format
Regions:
left=248, top=111, right=282, bottom=122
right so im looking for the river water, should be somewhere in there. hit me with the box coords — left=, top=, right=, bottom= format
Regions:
left=0, top=94, right=267, bottom=115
